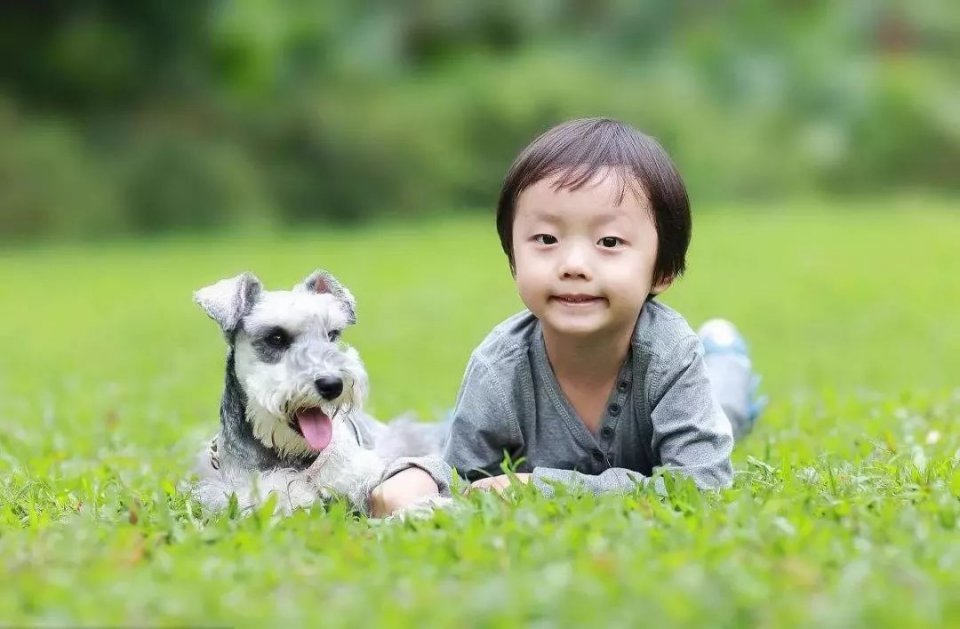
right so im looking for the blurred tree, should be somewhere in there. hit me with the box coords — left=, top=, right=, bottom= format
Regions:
left=0, top=0, right=957, bottom=241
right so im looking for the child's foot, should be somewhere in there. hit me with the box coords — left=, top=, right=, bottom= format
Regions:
left=697, top=319, right=767, bottom=439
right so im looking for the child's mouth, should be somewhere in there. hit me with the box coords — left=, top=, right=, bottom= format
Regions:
left=552, top=294, right=604, bottom=305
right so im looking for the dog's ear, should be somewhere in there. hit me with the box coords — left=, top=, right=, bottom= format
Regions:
left=194, top=272, right=263, bottom=339
left=297, top=270, right=357, bottom=325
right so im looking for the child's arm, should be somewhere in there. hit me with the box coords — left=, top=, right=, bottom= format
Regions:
left=442, top=353, right=525, bottom=481
left=526, top=334, right=734, bottom=496
left=647, top=333, right=735, bottom=487
left=372, top=352, right=523, bottom=511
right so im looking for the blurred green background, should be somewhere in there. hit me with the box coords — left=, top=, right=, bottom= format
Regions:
left=2, top=1, right=958, bottom=243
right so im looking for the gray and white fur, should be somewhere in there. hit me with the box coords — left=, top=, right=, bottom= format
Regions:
left=191, top=269, right=448, bottom=516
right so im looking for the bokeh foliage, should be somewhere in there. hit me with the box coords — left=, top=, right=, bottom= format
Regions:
left=1, top=1, right=958, bottom=241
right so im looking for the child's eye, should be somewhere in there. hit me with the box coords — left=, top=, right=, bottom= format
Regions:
left=533, top=234, right=558, bottom=245
left=598, top=236, right=623, bottom=248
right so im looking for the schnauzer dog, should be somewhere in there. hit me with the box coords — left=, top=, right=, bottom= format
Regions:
left=192, top=269, right=447, bottom=516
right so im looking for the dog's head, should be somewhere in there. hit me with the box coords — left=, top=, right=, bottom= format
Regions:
left=195, top=269, right=368, bottom=460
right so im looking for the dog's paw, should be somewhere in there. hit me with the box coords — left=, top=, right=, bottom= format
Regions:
left=257, top=470, right=321, bottom=515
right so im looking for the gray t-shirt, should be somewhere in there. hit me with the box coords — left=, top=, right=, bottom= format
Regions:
left=383, top=300, right=734, bottom=496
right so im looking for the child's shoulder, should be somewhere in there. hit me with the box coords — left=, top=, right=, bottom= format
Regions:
left=471, top=310, right=538, bottom=364
left=633, top=299, right=700, bottom=360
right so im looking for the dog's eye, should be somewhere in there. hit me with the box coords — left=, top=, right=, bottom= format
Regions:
left=327, top=330, right=341, bottom=342
left=264, top=328, right=291, bottom=349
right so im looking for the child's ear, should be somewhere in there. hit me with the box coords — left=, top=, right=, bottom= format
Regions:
left=650, top=275, right=675, bottom=295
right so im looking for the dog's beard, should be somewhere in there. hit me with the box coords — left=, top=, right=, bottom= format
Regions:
left=244, top=379, right=365, bottom=459
left=245, top=401, right=325, bottom=459
left=234, top=342, right=369, bottom=459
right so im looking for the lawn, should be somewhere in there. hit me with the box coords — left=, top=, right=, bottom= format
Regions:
left=1, top=199, right=959, bottom=627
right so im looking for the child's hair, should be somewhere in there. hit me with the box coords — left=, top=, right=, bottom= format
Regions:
left=495, top=117, right=691, bottom=286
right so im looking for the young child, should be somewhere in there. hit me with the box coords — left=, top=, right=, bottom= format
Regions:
left=371, top=118, right=763, bottom=515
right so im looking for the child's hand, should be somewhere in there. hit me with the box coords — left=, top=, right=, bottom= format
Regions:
left=369, top=468, right=440, bottom=518
left=470, top=473, right=531, bottom=493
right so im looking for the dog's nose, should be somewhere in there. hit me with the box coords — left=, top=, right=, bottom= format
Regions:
left=314, top=376, right=344, bottom=401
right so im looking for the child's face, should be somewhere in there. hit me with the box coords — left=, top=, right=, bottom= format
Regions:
left=511, top=168, right=670, bottom=339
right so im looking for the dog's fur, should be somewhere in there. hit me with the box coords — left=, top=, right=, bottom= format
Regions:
left=191, top=269, right=447, bottom=516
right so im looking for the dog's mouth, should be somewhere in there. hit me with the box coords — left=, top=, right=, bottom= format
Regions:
left=290, top=407, right=333, bottom=451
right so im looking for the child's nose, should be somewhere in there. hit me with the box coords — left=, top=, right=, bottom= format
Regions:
left=557, top=244, right=591, bottom=280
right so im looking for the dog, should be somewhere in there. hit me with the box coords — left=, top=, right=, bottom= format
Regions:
left=191, top=269, right=448, bottom=516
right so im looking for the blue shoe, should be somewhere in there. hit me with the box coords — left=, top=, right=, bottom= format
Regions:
left=697, top=319, right=767, bottom=436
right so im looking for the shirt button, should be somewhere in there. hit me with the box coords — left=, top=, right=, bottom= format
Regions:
left=592, top=449, right=605, bottom=463
left=601, top=426, right=614, bottom=439
left=617, top=381, right=629, bottom=392
left=608, top=403, right=621, bottom=417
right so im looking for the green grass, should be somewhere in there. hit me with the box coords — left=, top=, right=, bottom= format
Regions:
left=1, top=199, right=959, bottom=627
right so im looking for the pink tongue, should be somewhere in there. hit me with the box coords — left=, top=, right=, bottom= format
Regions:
left=296, top=408, right=333, bottom=451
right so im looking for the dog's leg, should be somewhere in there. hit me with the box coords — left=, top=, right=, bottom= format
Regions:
left=254, top=468, right=321, bottom=514
left=193, top=463, right=319, bottom=516
left=307, top=428, right=386, bottom=514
